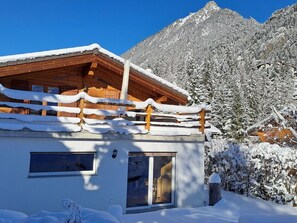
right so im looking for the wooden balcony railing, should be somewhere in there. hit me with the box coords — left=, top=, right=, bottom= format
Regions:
left=0, top=84, right=211, bottom=135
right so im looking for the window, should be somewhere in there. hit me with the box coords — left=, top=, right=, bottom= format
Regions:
left=126, top=152, right=176, bottom=210
left=29, top=152, right=96, bottom=177
left=30, top=85, right=44, bottom=115
left=30, top=85, right=60, bottom=116
left=47, top=87, right=60, bottom=116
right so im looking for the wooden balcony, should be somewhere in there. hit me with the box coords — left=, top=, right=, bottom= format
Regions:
left=0, top=84, right=211, bottom=136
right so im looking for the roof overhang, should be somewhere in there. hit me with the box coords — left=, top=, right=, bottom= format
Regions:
left=0, top=44, right=189, bottom=104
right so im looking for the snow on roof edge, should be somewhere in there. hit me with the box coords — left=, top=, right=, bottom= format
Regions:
left=0, top=43, right=189, bottom=99
left=0, top=44, right=101, bottom=64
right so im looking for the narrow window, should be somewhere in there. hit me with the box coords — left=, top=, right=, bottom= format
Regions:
left=30, top=85, right=44, bottom=115
left=46, top=87, right=60, bottom=116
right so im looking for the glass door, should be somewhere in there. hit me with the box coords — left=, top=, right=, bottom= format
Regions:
left=126, top=156, right=149, bottom=208
left=126, top=153, right=175, bottom=210
left=152, top=156, right=173, bottom=205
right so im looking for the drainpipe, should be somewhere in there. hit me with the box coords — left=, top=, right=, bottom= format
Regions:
left=120, top=59, right=130, bottom=101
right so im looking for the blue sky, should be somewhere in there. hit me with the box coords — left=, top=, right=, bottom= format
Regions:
left=0, top=0, right=296, bottom=56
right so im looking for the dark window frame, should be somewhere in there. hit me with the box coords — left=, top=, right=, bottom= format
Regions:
left=30, top=85, right=61, bottom=116
left=29, top=152, right=97, bottom=177
left=126, top=152, right=176, bottom=210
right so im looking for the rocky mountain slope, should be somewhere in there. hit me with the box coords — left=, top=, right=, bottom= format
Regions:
left=123, top=1, right=297, bottom=140
left=123, top=1, right=260, bottom=86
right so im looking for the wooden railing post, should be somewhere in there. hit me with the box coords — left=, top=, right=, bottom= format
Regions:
left=79, top=91, right=85, bottom=126
left=145, top=105, right=153, bottom=131
left=199, top=109, right=206, bottom=134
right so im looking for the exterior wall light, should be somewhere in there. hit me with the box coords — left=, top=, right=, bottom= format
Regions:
left=112, top=149, right=118, bottom=159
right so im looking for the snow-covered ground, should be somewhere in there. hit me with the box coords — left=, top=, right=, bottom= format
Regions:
left=121, top=190, right=297, bottom=223
left=1, top=190, right=296, bottom=223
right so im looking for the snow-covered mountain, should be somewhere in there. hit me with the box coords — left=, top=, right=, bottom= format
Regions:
left=123, top=1, right=297, bottom=140
left=123, top=1, right=260, bottom=86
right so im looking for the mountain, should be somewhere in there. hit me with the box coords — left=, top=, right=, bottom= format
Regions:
left=123, top=1, right=260, bottom=86
left=123, top=1, right=297, bottom=140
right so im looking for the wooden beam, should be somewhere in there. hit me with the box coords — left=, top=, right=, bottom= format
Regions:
left=155, top=96, right=168, bottom=103
left=2, top=74, right=82, bottom=89
left=87, top=62, right=98, bottom=76
left=0, top=54, right=97, bottom=77
left=145, top=105, right=153, bottom=131
left=199, top=109, right=206, bottom=134
left=95, top=56, right=124, bottom=74
left=78, top=89, right=86, bottom=125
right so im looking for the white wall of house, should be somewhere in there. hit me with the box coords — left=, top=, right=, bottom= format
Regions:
left=0, top=130, right=205, bottom=214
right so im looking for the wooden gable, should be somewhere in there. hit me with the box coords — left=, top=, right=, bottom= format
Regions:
left=0, top=51, right=188, bottom=105
left=247, top=109, right=297, bottom=146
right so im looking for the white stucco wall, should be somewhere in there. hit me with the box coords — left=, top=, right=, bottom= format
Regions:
left=0, top=130, right=205, bottom=214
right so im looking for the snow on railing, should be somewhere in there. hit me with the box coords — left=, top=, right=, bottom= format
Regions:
left=0, top=84, right=211, bottom=135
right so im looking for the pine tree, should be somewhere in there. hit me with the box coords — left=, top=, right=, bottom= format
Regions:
left=227, top=85, right=246, bottom=141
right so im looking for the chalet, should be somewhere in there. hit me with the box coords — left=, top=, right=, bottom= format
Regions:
left=247, top=106, right=297, bottom=146
left=0, top=44, right=211, bottom=214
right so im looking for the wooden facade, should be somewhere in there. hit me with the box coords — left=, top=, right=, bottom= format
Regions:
left=247, top=108, right=297, bottom=146
left=0, top=45, right=211, bottom=134
left=0, top=51, right=187, bottom=107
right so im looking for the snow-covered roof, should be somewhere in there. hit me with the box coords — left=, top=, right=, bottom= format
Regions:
left=0, top=43, right=189, bottom=99
left=247, top=105, right=297, bottom=133
left=246, top=114, right=276, bottom=134
left=0, top=44, right=99, bottom=64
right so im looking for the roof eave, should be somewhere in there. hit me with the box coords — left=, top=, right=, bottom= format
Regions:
left=0, top=44, right=189, bottom=103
